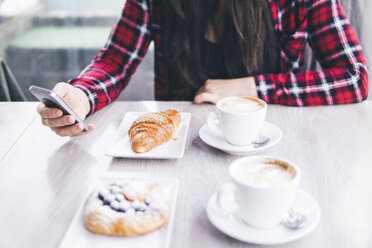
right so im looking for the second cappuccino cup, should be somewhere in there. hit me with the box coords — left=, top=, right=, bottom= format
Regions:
left=208, top=96, right=267, bottom=146
left=229, top=156, right=300, bottom=228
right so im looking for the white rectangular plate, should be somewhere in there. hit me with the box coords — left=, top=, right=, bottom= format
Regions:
left=106, top=112, right=191, bottom=159
left=59, top=173, right=179, bottom=248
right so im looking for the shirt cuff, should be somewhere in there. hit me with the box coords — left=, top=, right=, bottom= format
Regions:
left=254, top=74, right=277, bottom=104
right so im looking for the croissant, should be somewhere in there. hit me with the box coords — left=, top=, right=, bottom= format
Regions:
left=128, top=110, right=181, bottom=153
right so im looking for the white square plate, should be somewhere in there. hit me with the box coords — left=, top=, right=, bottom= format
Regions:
left=59, top=173, right=179, bottom=248
left=106, top=112, right=191, bottom=159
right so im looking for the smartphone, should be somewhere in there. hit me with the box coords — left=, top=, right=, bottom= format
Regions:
left=29, top=85, right=89, bottom=131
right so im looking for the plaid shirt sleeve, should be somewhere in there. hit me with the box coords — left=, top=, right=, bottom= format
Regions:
left=254, top=0, right=369, bottom=106
left=68, top=0, right=152, bottom=114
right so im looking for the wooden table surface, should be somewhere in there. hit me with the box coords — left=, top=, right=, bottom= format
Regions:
left=0, top=101, right=372, bottom=248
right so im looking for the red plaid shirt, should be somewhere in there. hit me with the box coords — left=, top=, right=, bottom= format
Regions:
left=69, top=0, right=369, bottom=114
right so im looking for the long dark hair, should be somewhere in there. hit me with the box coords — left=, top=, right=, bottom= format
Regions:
left=163, top=0, right=278, bottom=99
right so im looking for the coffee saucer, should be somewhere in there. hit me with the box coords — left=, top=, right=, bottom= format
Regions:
left=206, top=184, right=321, bottom=245
left=198, top=121, right=282, bottom=155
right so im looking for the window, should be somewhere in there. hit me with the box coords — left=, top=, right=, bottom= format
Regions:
left=0, top=0, right=154, bottom=101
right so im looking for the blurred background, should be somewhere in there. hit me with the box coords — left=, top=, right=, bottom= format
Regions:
left=0, top=0, right=370, bottom=101
left=0, top=0, right=154, bottom=101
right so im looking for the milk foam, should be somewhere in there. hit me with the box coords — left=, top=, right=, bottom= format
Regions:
left=220, top=97, right=264, bottom=113
left=232, top=160, right=295, bottom=186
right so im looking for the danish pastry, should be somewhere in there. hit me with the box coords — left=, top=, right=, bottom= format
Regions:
left=84, top=181, right=169, bottom=236
left=128, top=110, right=181, bottom=153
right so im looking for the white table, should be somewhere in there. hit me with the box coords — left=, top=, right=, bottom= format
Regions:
left=0, top=101, right=372, bottom=248
left=0, top=102, right=38, bottom=160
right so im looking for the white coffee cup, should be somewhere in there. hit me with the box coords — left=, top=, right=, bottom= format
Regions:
left=221, top=156, right=300, bottom=228
left=207, top=96, right=267, bottom=146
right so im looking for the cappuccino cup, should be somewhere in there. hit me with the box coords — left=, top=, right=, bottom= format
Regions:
left=207, top=96, right=267, bottom=146
left=224, top=156, right=300, bottom=228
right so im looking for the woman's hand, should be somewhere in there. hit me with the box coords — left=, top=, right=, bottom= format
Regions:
left=193, top=77, right=258, bottom=104
left=37, top=82, right=95, bottom=137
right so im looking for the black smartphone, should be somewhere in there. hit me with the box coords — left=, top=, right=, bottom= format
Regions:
left=29, top=85, right=89, bottom=131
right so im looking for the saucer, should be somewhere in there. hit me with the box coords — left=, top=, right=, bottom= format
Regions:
left=206, top=184, right=321, bottom=245
left=198, top=121, right=282, bottom=155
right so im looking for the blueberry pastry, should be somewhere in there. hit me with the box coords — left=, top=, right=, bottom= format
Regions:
left=84, top=181, right=169, bottom=236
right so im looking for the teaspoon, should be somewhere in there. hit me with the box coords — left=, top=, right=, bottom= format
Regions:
left=252, top=135, right=270, bottom=148
left=282, top=209, right=307, bottom=229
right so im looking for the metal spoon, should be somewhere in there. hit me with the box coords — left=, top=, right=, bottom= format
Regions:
left=282, top=209, right=307, bottom=229
left=252, top=135, right=270, bottom=148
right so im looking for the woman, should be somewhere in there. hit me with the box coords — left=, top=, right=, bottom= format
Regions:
left=37, top=0, right=368, bottom=137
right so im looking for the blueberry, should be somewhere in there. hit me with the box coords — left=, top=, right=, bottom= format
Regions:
left=110, top=201, right=119, bottom=210
left=118, top=200, right=130, bottom=211
left=116, top=194, right=125, bottom=202
left=98, top=193, right=104, bottom=201
left=131, top=200, right=141, bottom=209
left=103, top=194, right=116, bottom=205
left=145, top=196, right=153, bottom=205
left=134, top=202, right=147, bottom=212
